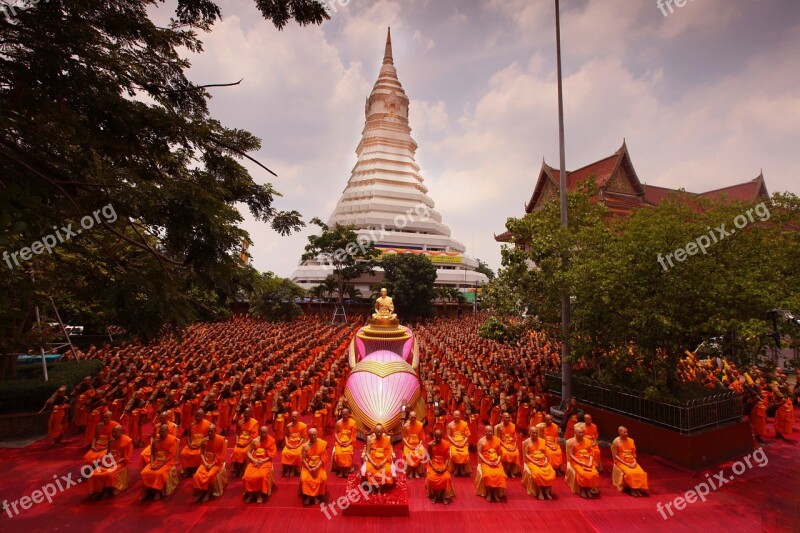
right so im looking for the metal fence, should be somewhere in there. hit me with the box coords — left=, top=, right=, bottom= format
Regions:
left=544, top=373, right=743, bottom=434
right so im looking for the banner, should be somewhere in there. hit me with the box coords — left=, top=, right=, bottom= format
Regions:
left=376, top=247, right=463, bottom=265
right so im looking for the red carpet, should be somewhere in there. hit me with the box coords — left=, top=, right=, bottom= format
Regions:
left=1, top=411, right=799, bottom=532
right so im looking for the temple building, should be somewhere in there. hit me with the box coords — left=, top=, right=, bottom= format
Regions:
left=292, top=30, right=488, bottom=294
left=496, top=141, right=770, bottom=242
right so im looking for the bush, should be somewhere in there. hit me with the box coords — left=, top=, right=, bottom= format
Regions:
left=0, top=359, right=103, bottom=414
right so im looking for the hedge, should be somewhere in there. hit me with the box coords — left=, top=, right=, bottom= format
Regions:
left=0, top=359, right=103, bottom=414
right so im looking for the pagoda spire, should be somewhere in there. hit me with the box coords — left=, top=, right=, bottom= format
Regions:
left=384, top=27, right=393, bottom=65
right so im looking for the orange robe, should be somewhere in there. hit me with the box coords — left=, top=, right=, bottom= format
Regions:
left=584, top=422, right=602, bottom=466
left=333, top=418, right=356, bottom=469
left=489, top=406, right=501, bottom=427
left=273, top=414, right=286, bottom=443
left=180, top=419, right=211, bottom=468
left=87, top=435, right=133, bottom=495
left=300, top=439, right=328, bottom=497
left=231, top=418, right=259, bottom=464
left=243, top=436, right=277, bottom=495
left=613, top=438, right=648, bottom=490
left=497, top=423, right=520, bottom=466
left=141, top=434, right=178, bottom=491
left=522, top=437, right=555, bottom=494
left=365, top=434, right=394, bottom=485
left=139, top=421, right=179, bottom=468
left=281, top=421, right=308, bottom=466
left=542, top=424, right=563, bottom=468
left=564, top=415, right=578, bottom=440
left=83, top=420, right=119, bottom=465
left=516, top=403, right=531, bottom=432
left=775, top=399, right=795, bottom=436
left=478, top=436, right=506, bottom=489
left=403, top=420, right=427, bottom=468
left=426, top=440, right=453, bottom=494
left=193, top=434, right=228, bottom=491
left=48, top=404, right=69, bottom=441
left=569, top=436, right=599, bottom=488
left=449, top=420, right=470, bottom=465
left=750, top=400, right=767, bottom=438
left=467, top=414, right=479, bottom=446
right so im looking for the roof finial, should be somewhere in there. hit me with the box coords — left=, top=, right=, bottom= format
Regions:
left=384, top=27, right=393, bottom=65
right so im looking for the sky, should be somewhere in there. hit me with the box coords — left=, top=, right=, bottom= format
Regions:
left=153, top=0, right=800, bottom=277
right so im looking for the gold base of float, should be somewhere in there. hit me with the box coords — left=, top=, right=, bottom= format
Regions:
left=357, top=316, right=411, bottom=341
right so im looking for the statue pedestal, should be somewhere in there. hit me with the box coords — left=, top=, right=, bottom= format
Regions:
left=341, top=472, right=410, bottom=517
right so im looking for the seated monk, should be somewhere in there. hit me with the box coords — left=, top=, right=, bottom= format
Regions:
left=362, top=424, right=394, bottom=494
left=372, top=288, right=397, bottom=322
left=243, top=426, right=277, bottom=503
left=611, top=426, right=648, bottom=497
left=495, top=411, right=521, bottom=477
left=140, top=423, right=179, bottom=501
left=426, top=429, right=454, bottom=505
left=402, top=411, right=427, bottom=479
left=300, top=428, right=328, bottom=506
left=775, top=396, right=795, bottom=440
left=139, top=411, right=179, bottom=469
left=475, top=425, right=506, bottom=502
left=565, top=423, right=600, bottom=498
left=447, top=411, right=472, bottom=476
left=332, top=408, right=356, bottom=478
left=521, top=426, right=555, bottom=500
left=542, top=415, right=564, bottom=475
left=231, top=407, right=259, bottom=477
left=83, top=411, right=119, bottom=467
left=87, top=425, right=132, bottom=499
left=749, top=394, right=767, bottom=442
left=281, top=411, right=308, bottom=477
left=583, top=414, right=603, bottom=472
left=180, top=409, right=211, bottom=476
left=192, top=424, right=228, bottom=503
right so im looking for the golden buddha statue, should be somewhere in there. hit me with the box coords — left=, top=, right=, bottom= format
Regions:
left=373, top=288, right=397, bottom=321
left=360, top=288, right=407, bottom=340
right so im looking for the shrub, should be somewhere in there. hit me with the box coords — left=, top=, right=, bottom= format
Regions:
left=0, top=359, right=103, bottom=414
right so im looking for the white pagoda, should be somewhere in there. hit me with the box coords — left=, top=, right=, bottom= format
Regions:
left=291, top=29, right=488, bottom=295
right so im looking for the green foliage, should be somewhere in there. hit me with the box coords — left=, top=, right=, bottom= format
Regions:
left=249, top=272, right=305, bottom=322
left=302, top=219, right=380, bottom=305
left=379, top=254, right=437, bottom=323
left=0, top=0, right=324, bottom=375
left=494, top=185, right=800, bottom=388
left=0, top=359, right=103, bottom=414
left=476, top=259, right=496, bottom=280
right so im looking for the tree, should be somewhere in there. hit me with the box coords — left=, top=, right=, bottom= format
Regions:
left=249, top=272, right=305, bottom=322
left=379, top=254, right=437, bottom=323
left=0, top=0, right=328, bottom=376
left=476, top=259, right=496, bottom=280
left=301, top=219, right=380, bottom=309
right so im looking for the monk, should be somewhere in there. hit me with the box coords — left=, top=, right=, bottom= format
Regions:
left=83, top=411, right=118, bottom=467
left=192, top=424, right=228, bottom=503
left=140, top=411, right=179, bottom=469
left=426, top=429, right=454, bottom=505
left=41, top=385, right=70, bottom=445
left=300, top=428, right=328, bottom=506
left=87, top=425, right=132, bottom=499
left=565, top=422, right=600, bottom=498
left=476, top=425, right=506, bottom=502
left=363, top=424, right=394, bottom=494
left=180, top=409, right=211, bottom=476
left=749, top=395, right=767, bottom=442
left=447, top=410, right=471, bottom=476
left=775, top=396, right=795, bottom=440
left=281, top=411, right=308, bottom=477
left=243, top=426, right=277, bottom=503
left=140, top=423, right=179, bottom=501
left=231, top=407, right=259, bottom=477
left=583, top=414, right=603, bottom=472
left=542, top=415, right=564, bottom=475
left=610, top=426, right=648, bottom=497
left=521, top=426, right=555, bottom=500
left=402, top=411, right=427, bottom=478
left=495, top=412, right=521, bottom=477
left=332, top=408, right=356, bottom=478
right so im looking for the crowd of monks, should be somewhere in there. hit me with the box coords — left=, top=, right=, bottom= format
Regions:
left=38, top=313, right=795, bottom=507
